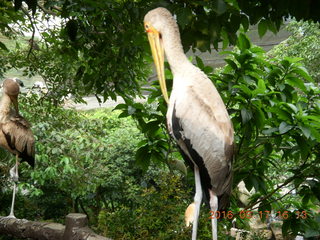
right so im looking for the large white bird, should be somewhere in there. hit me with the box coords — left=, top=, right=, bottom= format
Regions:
left=0, top=78, right=35, bottom=218
left=144, top=8, right=234, bottom=240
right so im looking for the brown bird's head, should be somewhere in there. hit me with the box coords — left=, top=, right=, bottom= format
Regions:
left=1, top=78, right=24, bottom=114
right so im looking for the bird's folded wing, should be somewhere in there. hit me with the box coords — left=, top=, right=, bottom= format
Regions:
left=2, top=119, right=35, bottom=157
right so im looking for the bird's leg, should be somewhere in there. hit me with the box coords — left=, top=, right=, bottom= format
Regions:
left=8, top=183, right=17, bottom=218
left=209, top=189, right=218, bottom=240
left=8, top=155, right=19, bottom=218
left=192, top=165, right=202, bottom=240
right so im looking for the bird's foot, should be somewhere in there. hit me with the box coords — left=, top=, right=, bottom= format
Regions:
left=9, top=166, right=19, bottom=182
left=3, top=214, right=16, bottom=219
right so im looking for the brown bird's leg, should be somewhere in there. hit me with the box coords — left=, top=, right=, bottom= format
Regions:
left=8, top=154, right=19, bottom=218
left=209, top=189, right=218, bottom=240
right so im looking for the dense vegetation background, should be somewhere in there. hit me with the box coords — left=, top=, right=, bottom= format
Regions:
left=0, top=0, right=320, bottom=239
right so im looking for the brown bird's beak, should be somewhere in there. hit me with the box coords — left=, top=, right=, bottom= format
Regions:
left=144, top=22, right=169, bottom=104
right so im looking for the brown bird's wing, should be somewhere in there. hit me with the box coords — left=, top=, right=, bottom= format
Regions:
left=2, top=115, right=35, bottom=167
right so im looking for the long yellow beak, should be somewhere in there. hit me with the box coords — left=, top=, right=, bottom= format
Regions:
left=145, top=25, right=169, bottom=104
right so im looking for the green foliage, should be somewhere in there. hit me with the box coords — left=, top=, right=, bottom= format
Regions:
left=269, top=20, right=320, bottom=82
left=0, top=92, right=146, bottom=220
left=2, top=1, right=320, bottom=101
left=96, top=173, right=192, bottom=240
left=1, top=92, right=209, bottom=240
left=114, top=86, right=172, bottom=171
left=215, top=33, right=320, bottom=237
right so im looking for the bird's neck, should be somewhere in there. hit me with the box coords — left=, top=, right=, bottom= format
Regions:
left=0, top=94, right=12, bottom=120
left=162, top=28, right=191, bottom=76
left=0, top=94, right=12, bottom=112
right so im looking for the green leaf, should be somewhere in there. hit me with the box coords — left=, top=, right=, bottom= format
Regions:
left=176, top=8, right=192, bottom=29
left=212, top=0, right=227, bottom=15
left=249, top=175, right=260, bottom=192
left=299, top=125, right=311, bottom=138
left=267, top=19, right=278, bottom=34
left=254, top=107, right=265, bottom=128
left=144, top=120, right=161, bottom=136
left=224, top=58, right=238, bottom=70
left=291, top=66, right=313, bottom=82
left=225, top=0, right=240, bottom=10
left=241, top=15, right=249, bottom=32
left=258, top=19, right=268, bottom=38
left=279, top=122, right=293, bottom=134
left=263, top=143, right=273, bottom=156
left=241, top=108, right=253, bottom=124
left=234, top=84, right=252, bottom=98
left=221, top=28, right=230, bottom=49
left=286, top=103, right=298, bottom=113
left=237, top=33, right=251, bottom=51
left=0, top=42, right=8, bottom=51
left=229, top=14, right=241, bottom=33
left=253, top=79, right=266, bottom=95
left=195, top=56, right=205, bottom=70
left=136, top=145, right=151, bottom=171
left=286, top=76, right=307, bottom=92
left=113, top=103, right=127, bottom=110
left=262, top=127, right=278, bottom=135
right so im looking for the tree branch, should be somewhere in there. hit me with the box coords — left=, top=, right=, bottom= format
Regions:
left=0, top=213, right=110, bottom=240
left=21, top=7, right=36, bottom=58
left=37, top=3, right=58, bottom=16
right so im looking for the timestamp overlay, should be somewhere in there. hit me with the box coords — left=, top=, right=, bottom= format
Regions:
left=209, top=210, right=309, bottom=220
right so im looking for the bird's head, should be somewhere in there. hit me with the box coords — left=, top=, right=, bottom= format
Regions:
left=144, top=7, right=176, bottom=104
left=1, top=78, right=24, bottom=114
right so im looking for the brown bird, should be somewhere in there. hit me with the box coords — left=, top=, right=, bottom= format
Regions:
left=144, top=8, right=234, bottom=240
left=0, top=78, right=35, bottom=218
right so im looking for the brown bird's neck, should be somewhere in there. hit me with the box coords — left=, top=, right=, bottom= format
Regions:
left=0, top=94, right=17, bottom=119
left=0, top=94, right=12, bottom=111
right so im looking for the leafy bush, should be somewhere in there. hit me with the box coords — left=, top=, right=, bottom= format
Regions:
left=1, top=93, right=146, bottom=220
left=1, top=93, right=206, bottom=239
left=268, top=20, right=320, bottom=82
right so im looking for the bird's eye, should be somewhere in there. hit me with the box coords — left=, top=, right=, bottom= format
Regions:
left=145, top=24, right=149, bottom=29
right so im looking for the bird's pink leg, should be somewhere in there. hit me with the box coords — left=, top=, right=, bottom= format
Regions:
left=8, top=155, right=19, bottom=218
left=192, top=165, right=202, bottom=240
left=209, top=189, right=218, bottom=240
left=8, top=183, right=17, bottom=218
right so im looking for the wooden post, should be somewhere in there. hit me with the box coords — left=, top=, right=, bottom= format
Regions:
left=63, top=213, right=110, bottom=240
left=63, top=213, right=88, bottom=240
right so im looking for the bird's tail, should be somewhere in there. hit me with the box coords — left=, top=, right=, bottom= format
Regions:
left=21, top=154, right=35, bottom=168
left=218, top=168, right=233, bottom=212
